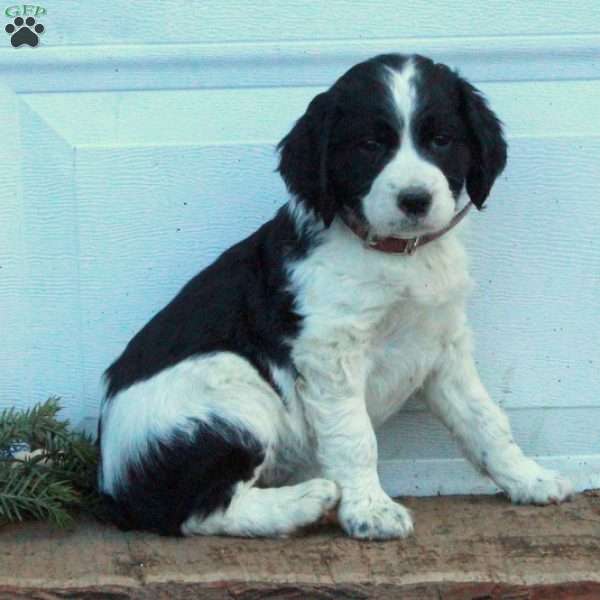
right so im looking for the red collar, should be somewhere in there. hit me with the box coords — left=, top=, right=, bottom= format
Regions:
left=340, top=202, right=472, bottom=255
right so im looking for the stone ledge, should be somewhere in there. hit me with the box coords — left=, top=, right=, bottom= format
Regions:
left=1, top=492, right=599, bottom=598
left=2, top=582, right=600, bottom=599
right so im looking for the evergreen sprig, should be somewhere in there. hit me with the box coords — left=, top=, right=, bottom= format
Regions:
left=0, top=398, right=100, bottom=527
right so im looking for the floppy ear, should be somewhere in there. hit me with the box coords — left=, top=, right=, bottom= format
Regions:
left=277, top=91, right=338, bottom=226
left=459, top=79, right=507, bottom=209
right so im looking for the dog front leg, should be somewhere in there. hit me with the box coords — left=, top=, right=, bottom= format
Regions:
left=296, top=346, right=413, bottom=540
left=424, top=330, right=573, bottom=504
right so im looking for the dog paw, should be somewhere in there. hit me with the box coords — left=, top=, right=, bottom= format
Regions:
left=290, top=478, right=340, bottom=527
left=339, top=492, right=413, bottom=540
left=504, top=466, right=574, bottom=505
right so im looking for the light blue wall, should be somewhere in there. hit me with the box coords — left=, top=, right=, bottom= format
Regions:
left=1, top=1, right=599, bottom=494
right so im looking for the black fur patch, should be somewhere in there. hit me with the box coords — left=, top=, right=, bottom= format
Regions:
left=101, top=418, right=264, bottom=536
left=278, top=56, right=408, bottom=225
left=104, top=206, right=315, bottom=399
left=278, top=53, right=506, bottom=227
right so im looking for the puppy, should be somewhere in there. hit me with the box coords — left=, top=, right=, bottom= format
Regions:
left=98, top=53, right=573, bottom=539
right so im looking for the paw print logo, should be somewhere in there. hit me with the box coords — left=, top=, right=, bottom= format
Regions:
left=5, top=16, right=44, bottom=47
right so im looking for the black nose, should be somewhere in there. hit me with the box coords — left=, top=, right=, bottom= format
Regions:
left=397, top=188, right=432, bottom=217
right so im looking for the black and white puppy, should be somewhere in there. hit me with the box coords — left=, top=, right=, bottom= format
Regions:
left=98, top=53, right=573, bottom=539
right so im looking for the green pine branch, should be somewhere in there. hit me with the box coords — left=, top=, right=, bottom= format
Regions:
left=0, top=465, right=76, bottom=527
left=0, top=397, right=66, bottom=451
left=0, top=398, right=100, bottom=528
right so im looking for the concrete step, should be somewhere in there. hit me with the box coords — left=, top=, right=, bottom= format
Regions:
left=1, top=492, right=599, bottom=599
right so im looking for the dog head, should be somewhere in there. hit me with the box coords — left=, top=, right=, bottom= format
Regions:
left=277, top=54, right=507, bottom=238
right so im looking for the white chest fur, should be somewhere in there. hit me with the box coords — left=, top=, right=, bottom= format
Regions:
left=288, top=219, right=473, bottom=430
left=365, top=296, right=466, bottom=428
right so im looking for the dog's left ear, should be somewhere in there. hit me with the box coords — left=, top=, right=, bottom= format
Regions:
left=459, top=79, right=507, bottom=209
left=277, top=91, right=338, bottom=226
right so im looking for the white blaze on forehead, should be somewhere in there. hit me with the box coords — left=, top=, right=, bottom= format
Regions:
left=360, top=58, right=456, bottom=237
left=386, top=59, right=418, bottom=133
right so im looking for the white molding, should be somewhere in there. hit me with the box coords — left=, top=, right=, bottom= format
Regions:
left=1, top=33, right=599, bottom=93
left=379, top=455, right=600, bottom=497
left=75, top=412, right=600, bottom=497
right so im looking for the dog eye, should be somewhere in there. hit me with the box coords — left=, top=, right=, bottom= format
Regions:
left=359, top=139, right=384, bottom=152
left=431, top=134, right=453, bottom=149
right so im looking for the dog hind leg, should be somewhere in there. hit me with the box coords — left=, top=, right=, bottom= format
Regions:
left=181, top=477, right=339, bottom=537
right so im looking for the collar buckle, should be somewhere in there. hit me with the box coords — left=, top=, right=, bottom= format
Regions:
left=404, top=237, right=420, bottom=255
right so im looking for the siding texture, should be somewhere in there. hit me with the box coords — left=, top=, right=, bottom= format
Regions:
left=0, top=1, right=599, bottom=495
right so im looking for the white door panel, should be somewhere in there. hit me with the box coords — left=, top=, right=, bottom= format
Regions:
left=1, top=0, right=598, bottom=495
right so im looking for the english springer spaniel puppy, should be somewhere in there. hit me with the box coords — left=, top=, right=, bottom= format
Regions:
left=98, top=53, right=573, bottom=539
